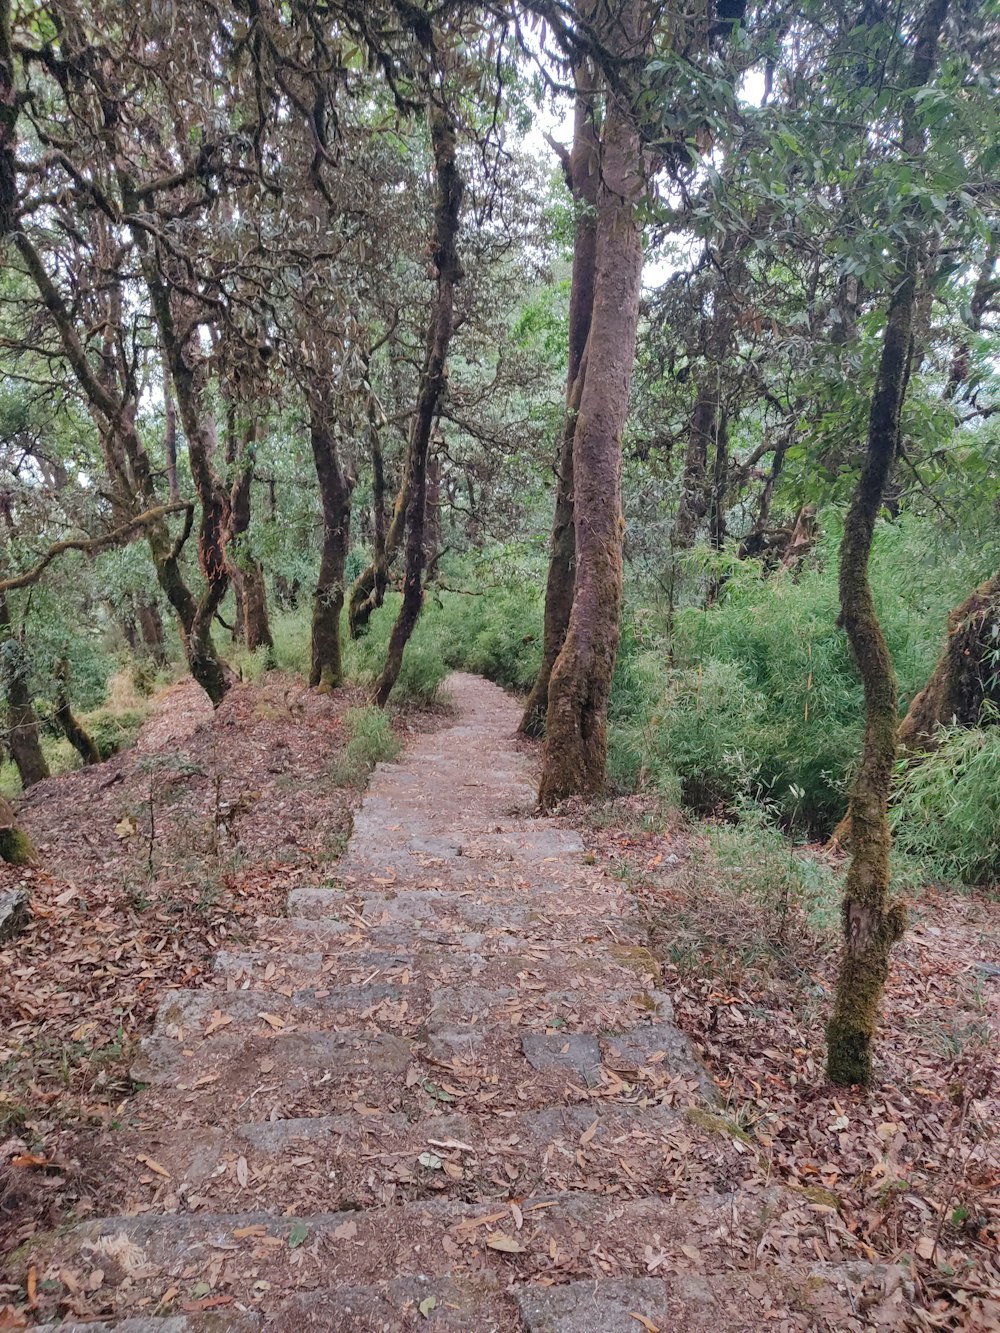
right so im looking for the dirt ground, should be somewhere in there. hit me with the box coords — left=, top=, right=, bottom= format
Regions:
left=585, top=799, right=1000, bottom=1329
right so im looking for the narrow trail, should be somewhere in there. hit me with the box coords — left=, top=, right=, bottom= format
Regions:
left=31, top=675, right=909, bottom=1331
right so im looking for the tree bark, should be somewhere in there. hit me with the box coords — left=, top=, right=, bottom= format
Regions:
left=373, top=103, right=463, bottom=708
left=163, top=346, right=181, bottom=503
left=538, top=84, right=645, bottom=807
left=826, top=0, right=950, bottom=1088
left=226, top=418, right=274, bottom=656
left=521, top=68, right=599, bottom=737
left=899, top=570, right=1000, bottom=751
left=309, top=406, right=354, bottom=691
left=137, top=601, right=167, bottom=663
left=54, top=658, right=101, bottom=765
left=0, top=592, right=48, bottom=788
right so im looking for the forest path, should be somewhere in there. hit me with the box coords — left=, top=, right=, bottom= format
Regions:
left=32, top=675, right=907, bottom=1331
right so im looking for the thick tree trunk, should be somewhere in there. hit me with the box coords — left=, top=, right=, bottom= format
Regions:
left=373, top=104, right=463, bottom=708
left=538, top=90, right=645, bottom=807
left=0, top=593, right=48, bottom=788
left=826, top=0, right=949, bottom=1088
left=309, top=410, right=354, bottom=691
left=54, top=658, right=100, bottom=765
left=521, top=71, right=599, bottom=737
left=135, top=233, right=232, bottom=706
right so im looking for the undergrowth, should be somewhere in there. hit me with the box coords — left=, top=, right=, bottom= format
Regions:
left=331, top=706, right=401, bottom=786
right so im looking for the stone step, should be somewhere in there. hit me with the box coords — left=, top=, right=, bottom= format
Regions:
left=513, top=1265, right=913, bottom=1333
left=26, top=1188, right=869, bottom=1325
left=98, top=1103, right=689, bottom=1211
left=129, top=1017, right=706, bottom=1126
left=287, top=885, right=641, bottom=935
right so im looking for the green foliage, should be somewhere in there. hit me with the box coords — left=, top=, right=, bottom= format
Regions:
left=332, top=706, right=401, bottom=786
left=891, top=718, right=1000, bottom=886
left=608, top=515, right=1000, bottom=838
left=346, top=596, right=450, bottom=707
left=87, top=708, right=148, bottom=760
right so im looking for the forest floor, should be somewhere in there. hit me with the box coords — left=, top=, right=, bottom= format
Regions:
left=0, top=672, right=997, bottom=1331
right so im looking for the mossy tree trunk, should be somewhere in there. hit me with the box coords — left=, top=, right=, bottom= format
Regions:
left=826, top=0, right=950, bottom=1087
left=897, top=571, right=1000, bottom=752
left=521, top=66, right=599, bottom=738
left=0, top=592, right=48, bottom=788
left=54, top=658, right=101, bottom=766
left=538, top=84, right=645, bottom=807
left=226, top=417, right=274, bottom=658
left=373, top=103, right=463, bottom=708
left=309, top=406, right=355, bottom=691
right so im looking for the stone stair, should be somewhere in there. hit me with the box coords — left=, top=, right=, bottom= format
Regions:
left=24, top=676, right=910, bottom=1331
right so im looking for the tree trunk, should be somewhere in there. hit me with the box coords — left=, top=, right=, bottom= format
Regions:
left=309, top=409, right=354, bottom=691
left=54, top=658, right=101, bottom=765
left=226, top=420, right=274, bottom=657
left=673, top=375, right=720, bottom=550
left=424, top=451, right=442, bottom=562
left=538, top=87, right=645, bottom=807
left=137, top=601, right=166, bottom=663
left=134, top=229, right=233, bottom=706
left=899, top=570, right=1000, bottom=751
left=0, top=593, right=48, bottom=788
left=163, top=347, right=181, bottom=503
left=373, top=104, right=463, bottom=708
left=826, top=0, right=949, bottom=1088
left=348, top=431, right=406, bottom=637
left=0, top=0, right=17, bottom=243
left=521, top=69, right=599, bottom=737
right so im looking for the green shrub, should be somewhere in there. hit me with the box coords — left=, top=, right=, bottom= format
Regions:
left=87, top=708, right=148, bottom=759
left=345, top=594, right=450, bottom=706
left=332, top=706, right=401, bottom=785
left=891, top=720, right=1000, bottom=886
left=608, top=513, right=1000, bottom=835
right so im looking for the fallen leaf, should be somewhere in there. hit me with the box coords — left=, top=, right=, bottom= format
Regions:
left=485, top=1232, right=525, bottom=1254
left=137, top=1154, right=171, bottom=1179
left=580, top=1118, right=599, bottom=1146
left=258, top=1011, right=285, bottom=1030
left=333, top=1220, right=358, bottom=1241
left=630, top=1316, right=660, bottom=1333
left=419, top=1295, right=438, bottom=1317
left=288, top=1221, right=311, bottom=1248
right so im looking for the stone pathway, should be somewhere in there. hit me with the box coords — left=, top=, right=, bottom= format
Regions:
left=31, top=675, right=910, bottom=1331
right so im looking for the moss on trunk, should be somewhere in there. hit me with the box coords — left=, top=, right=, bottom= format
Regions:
left=826, top=0, right=950, bottom=1087
left=538, top=87, right=645, bottom=808
left=521, top=69, right=598, bottom=738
